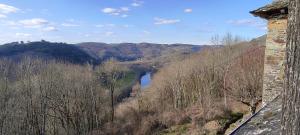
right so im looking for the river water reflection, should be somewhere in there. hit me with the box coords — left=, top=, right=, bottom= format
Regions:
left=140, top=73, right=151, bottom=89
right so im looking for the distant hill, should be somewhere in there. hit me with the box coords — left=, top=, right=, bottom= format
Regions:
left=250, top=35, right=267, bottom=46
left=0, top=41, right=207, bottom=65
left=77, top=42, right=204, bottom=62
left=0, top=41, right=96, bottom=64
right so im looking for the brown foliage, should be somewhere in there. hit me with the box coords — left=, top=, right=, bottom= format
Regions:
left=225, top=45, right=264, bottom=114
left=0, top=36, right=265, bottom=135
left=116, top=41, right=264, bottom=134
left=0, top=58, right=110, bottom=135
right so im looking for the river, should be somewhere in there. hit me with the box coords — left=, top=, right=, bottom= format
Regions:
left=140, top=72, right=151, bottom=89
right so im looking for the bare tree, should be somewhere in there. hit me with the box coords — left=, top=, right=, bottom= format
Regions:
left=227, top=46, right=264, bottom=114
left=97, top=59, right=128, bottom=122
left=0, top=59, right=14, bottom=135
left=222, top=33, right=234, bottom=46
left=210, top=34, right=221, bottom=45
left=0, top=58, right=112, bottom=135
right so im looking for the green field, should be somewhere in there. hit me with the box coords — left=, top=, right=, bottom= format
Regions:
left=116, top=71, right=138, bottom=89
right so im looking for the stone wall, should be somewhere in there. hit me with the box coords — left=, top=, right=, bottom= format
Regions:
left=263, top=18, right=287, bottom=104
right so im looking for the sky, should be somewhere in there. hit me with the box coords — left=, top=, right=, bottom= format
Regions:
left=0, top=0, right=272, bottom=45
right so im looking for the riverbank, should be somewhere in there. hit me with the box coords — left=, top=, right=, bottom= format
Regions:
left=115, top=66, right=153, bottom=102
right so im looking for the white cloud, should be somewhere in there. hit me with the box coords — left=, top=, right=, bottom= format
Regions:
left=143, top=30, right=150, bottom=35
left=96, top=24, right=133, bottom=29
left=61, top=19, right=81, bottom=27
left=19, top=18, right=48, bottom=28
left=154, top=17, right=180, bottom=25
left=0, top=4, right=19, bottom=14
left=121, top=7, right=129, bottom=12
left=131, top=3, right=140, bottom=7
left=227, top=19, right=267, bottom=30
left=111, top=12, right=120, bottom=16
left=95, top=24, right=116, bottom=28
left=107, top=24, right=115, bottom=27
left=1, top=20, right=18, bottom=26
left=0, top=14, right=6, bottom=18
left=102, top=7, right=130, bottom=17
left=261, top=26, right=267, bottom=30
left=43, top=26, right=57, bottom=31
left=102, top=8, right=117, bottom=14
left=227, top=19, right=256, bottom=25
left=184, top=9, right=193, bottom=13
left=105, top=31, right=114, bottom=36
left=2, top=19, right=55, bottom=30
left=15, top=33, right=31, bottom=37
left=131, top=1, right=143, bottom=7
left=61, top=23, right=80, bottom=27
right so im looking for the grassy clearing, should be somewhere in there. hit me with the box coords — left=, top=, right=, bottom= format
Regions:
left=115, top=70, right=142, bottom=101
left=116, top=71, right=138, bottom=89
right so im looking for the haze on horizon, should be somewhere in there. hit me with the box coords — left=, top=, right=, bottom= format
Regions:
left=0, top=0, right=271, bottom=45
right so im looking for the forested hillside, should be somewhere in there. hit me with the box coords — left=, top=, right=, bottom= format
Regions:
left=0, top=41, right=96, bottom=64
left=0, top=35, right=266, bottom=135
left=77, top=42, right=205, bottom=62
left=0, top=0, right=282, bottom=134
left=0, top=41, right=205, bottom=66
left=111, top=36, right=266, bottom=135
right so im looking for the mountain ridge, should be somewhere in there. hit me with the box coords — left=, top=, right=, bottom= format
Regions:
left=77, top=42, right=205, bottom=62
left=0, top=41, right=206, bottom=64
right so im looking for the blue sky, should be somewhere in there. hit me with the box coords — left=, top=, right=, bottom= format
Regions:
left=0, top=0, right=271, bottom=45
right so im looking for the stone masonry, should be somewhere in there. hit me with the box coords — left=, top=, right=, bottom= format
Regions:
left=262, top=18, right=287, bottom=104
left=250, top=1, right=288, bottom=105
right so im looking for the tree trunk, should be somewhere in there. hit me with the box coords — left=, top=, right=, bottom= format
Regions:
left=281, top=0, right=300, bottom=134
left=223, top=64, right=230, bottom=108
left=110, top=84, right=115, bottom=123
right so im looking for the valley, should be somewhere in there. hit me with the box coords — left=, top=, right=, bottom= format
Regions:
left=0, top=0, right=286, bottom=134
left=0, top=40, right=205, bottom=102
left=0, top=34, right=267, bottom=135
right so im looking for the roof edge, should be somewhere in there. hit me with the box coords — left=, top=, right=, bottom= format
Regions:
left=250, top=1, right=288, bottom=19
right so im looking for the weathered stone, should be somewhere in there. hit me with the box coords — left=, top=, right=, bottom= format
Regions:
left=262, top=18, right=287, bottom=104
left=230, top=97, right=282, bottom=135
